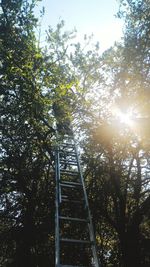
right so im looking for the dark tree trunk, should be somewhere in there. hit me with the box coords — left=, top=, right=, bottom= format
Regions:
left=119, top=226, right=141, bottom=267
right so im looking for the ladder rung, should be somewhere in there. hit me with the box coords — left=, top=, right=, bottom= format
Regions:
left=60, top=152, right=76, bottom=157
left=60, top=238, right=91, bottom=244
left=60, top=161, right=78, bottom=166
left=59, top=216, right=88, bottom=223
left=61, top=195, right=84, bottom=201
left=60, top=266, right=86, bottom=267
left=61, top=195, right=69, bottom=198
left=60, top=183, right=77, bottom=188
left=60, top=149, right=74, bottom=152
left=60, top=159, right=77, bottom=163
left=61, top=198, right=84, bottom=204
left=60, top=183, right=81, bottom=188
left=60, top=170, right=79, bottom=176
left=60, top=181, right=82, bottom=187
left=61, top=143, right=75, bottom=148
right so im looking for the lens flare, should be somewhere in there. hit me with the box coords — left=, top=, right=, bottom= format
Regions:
left=112, top=107, right=133, bottom=127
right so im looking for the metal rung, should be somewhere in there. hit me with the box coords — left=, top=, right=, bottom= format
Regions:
left=60, top=183, right=82, bottom=188
left=59, top=216, right=88, bottom=223
left=60, top=152, right=76, bottom=157
left=60, top=160, right=77, bottom=164
left=61, top=143, right=75, bottom=147
left=61, top=195, right=84, bottom=201
left=60, top=238, right=91, bottom=244
left=61, top=195, right=69, bottom=198
left=61, top=198, right=84, bottom=204
left=60, top=183, right=77, bottom=188
left=60, top=265, right=86, bottom=267
left=60, top=161, right=78, bottom=166
left=60, top=181, right=82, bottom=186
left=60, top=143, right=75, bottom=148
left=60, top=170, right=79, bottom=176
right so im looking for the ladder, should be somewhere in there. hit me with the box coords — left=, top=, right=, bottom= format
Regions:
left=55, top=133, right=100, bottom=267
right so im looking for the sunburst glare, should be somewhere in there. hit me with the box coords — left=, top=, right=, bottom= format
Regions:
left=112, top=106, right=134, bottom=127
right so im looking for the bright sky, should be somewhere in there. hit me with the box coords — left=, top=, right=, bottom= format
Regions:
left=35, top=0, right=124, bottom=52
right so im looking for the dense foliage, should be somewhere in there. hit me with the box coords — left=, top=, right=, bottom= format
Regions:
left=1, top=0, right=150, bottom=266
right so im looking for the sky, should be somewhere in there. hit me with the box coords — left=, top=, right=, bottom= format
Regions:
left=35, top=0, right=124, bottom=52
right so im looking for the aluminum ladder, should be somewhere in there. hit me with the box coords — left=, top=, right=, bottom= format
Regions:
left=55, top=133, right=100, bottom=267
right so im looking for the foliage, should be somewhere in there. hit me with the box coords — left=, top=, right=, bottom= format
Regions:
left=79, top=1, right=150, bottom=266
left=0, top=1, right=55, bottom=266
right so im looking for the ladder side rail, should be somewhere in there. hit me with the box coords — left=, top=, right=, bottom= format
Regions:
left=74, top=141, right=100, bottom=267
left=55, top=146, right=61, bottom=267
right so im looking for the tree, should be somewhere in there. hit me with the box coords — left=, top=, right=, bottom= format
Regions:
left=1, top=1, right=56, bottom=266
left=78, top=1, right=150, bottom=266
left=1, top=1, right=101, bottom=266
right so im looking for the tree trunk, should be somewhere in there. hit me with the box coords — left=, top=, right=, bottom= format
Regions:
left=119, top=227, right=141, bottom=267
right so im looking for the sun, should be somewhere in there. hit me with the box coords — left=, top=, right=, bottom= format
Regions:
left=112, top=106, right=134, bottom=127
left=117, top=111, right=133, bottom=126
